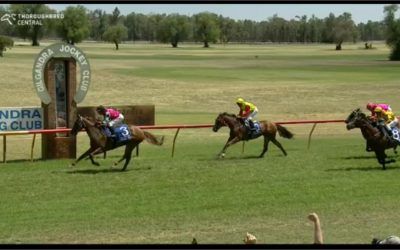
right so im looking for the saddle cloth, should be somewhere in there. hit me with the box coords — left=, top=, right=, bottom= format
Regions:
left=244, top=120, right=262, bottom=139
left=103, top=124, right=132, bottom=143
left=391, top=127, right=400, bottom=143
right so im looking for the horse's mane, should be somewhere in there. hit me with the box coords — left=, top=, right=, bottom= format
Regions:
left=220, top=112, right=237, bottom=118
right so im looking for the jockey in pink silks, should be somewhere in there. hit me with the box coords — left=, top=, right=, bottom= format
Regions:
left=96, top=105, right=125, bottom=136
left=366, top=102, right=392, bottom=119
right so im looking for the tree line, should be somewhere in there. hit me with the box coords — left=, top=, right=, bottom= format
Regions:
left=1, top=4, right=400, bottom=59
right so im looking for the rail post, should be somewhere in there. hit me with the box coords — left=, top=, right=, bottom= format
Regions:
left=172, top=128, right=181, bottom=158
left=31, top=134, right=36, bottom=162
left=307, top=123, right=318, bottom=150
left=2, top=135, right=6, bottom=163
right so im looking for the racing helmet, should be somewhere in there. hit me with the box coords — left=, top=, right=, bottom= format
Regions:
left=374, top=106, right=383, bottom=113
left=366, top=102, right=375, bottom=111
left=236, top=98, right=245, bottom=104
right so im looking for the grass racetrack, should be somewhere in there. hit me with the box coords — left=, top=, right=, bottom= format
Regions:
left=0, top=41, right=400, bottom=243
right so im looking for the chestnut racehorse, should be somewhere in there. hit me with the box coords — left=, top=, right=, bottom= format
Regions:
left=212, top=112, right=294, bottom=158
left=70, top=115, right=164, bottom=171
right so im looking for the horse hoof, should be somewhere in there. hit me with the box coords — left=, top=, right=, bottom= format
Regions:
left=69, top=163, right=75, bottom=168
left=113, top=162, right=118, bottom=166
left=220, top=153, right=225, bottom=158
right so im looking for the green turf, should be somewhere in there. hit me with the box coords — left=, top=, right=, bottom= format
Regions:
left=0, top=135, right=399, bottom=243
left=1, top=41, right=400, bottom=244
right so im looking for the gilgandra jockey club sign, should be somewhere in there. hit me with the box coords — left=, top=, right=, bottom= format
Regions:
left=32, top=43, right=91, bottom=105
left=0, top=107, right=43, bottom=131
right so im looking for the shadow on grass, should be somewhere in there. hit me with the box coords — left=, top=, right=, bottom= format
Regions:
left=196, top=154, right=287, bottom=161
left=340, top=155, right=378, bottom=160
left=326, top=165, right=397, bottom=172
left=0, top=159, right=35, bottom=164
left=61, top=166, right=151, bottom=174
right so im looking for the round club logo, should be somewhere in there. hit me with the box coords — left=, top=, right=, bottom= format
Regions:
left=32, top=43, right=91, bottom=104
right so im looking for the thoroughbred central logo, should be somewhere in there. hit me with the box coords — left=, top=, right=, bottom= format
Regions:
left=1, top=13, right=16, bottom=25
left=32, top=43, right=91, bottom=104
left=1, top=13, right=63, bottom=26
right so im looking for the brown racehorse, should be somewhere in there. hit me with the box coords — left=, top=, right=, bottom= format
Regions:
left=70, top=115, right=164, bottom=171
left=212, top=112, right=294, bottom=158
left=345, top=108, right=398, bottom=170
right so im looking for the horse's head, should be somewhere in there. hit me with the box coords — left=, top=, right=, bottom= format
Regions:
left=70, top=115, right=85, bottom=135
left=213, top=113, right=226, bottom=132
left=345, top=108, right=367, bottom=130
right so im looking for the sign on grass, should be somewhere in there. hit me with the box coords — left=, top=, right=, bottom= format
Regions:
left=0, top=107, right=43, bottom=131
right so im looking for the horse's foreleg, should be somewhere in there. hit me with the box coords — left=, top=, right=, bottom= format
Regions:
left=89, top=147, right=104, bottom=166
left=271, top=138, right=287, bottom=156
left=259, top=137, right=270, bottom=158
left=218, top=137, right=241, bottom=158
left=71, top=147, right=94, bottom=167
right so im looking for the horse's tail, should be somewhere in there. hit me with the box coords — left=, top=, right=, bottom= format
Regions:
left=276, top=124, right=294, bottom=139
left=143, top=131, right=164, bottom=146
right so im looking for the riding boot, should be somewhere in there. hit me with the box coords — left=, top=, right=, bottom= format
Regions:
left=248, top=119, right=254, bottom=129
left=384, top=126, right=396, bottom=145
left=379, top=125, right=395, bottom=144
left=365, top=142, right=373, bottom=152
left=109, top=127, right=117, bottom=138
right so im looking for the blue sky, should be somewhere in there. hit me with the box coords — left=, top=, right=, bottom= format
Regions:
left=2, top=4, right=390, bottom=24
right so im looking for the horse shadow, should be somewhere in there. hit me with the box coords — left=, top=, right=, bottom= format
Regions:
left=339, top=155, right=378, bottom=160
left=64, top=168, right=125, bottom=174
left=61, top=166, right=151, bottom=175
left=326, top=165, right=397, bottom=172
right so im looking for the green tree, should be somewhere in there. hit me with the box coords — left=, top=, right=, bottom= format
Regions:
left=384, top=4, right=400, bottom=60
left=57, top=5, right=90, bottom=45
left=193, top=12, right=220, bottom=47
left=109, top=7, right=121, bottom=26
left=308, top=15, right=324, bottom=43
left=125, top=13, right=149, bottom=41
left=218, top=16, right=235, bottom=44
left=89, top=9, right=108, bottom=40
left=0, top=36, right=14, bottom=57
left=103, top=24, right=128, bottom=50
left=331, top=12, right=357, bottom=50
left=157, top=14, right=189, bottom=47
left=9, top=4, right=55, bottom=46
left=296, top=15, right=308, bottom=43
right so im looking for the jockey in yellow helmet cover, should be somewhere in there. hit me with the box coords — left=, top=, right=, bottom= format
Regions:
left=374, top=106, right=399, bottom=144
left=236, top=98, right=259, bottom=131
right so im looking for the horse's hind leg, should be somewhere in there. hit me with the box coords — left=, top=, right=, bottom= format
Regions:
left=259, top=137, right=270, bottom=158
left=375, top=151, right=388, bottom=170
left=120, top=143, right=136, bottom=171
left=271, top=138, right=287, bottom=156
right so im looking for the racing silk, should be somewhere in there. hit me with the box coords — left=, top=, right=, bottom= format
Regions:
left=370, top=103, right=391, bottom=117
left=238, top=101, right=257, bottom=118
left=376, top=109, right=395, bottom=124
left=104, top=108, right=121, bottom=122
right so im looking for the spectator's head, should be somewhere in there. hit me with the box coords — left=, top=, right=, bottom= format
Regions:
left=371, top=238, right=381, bottom=244
left=243, top=232, right=257, bottom=244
